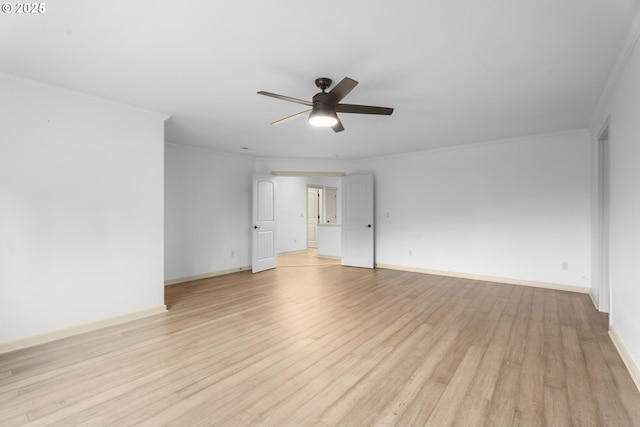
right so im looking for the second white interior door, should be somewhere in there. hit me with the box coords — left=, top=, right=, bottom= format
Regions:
left=307, top=187, right=322, bottom=248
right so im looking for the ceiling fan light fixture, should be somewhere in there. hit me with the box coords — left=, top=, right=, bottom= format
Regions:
left=308, top=108, right=338, bottom=127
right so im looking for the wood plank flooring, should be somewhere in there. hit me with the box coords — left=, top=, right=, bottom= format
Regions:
left=1, top=251, right=639, bottom=426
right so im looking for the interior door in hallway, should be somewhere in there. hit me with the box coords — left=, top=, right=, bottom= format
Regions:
left=325, top=186, right=337, bottom=223
left=307, top=187, right=322, bottom=248
left=341, top=174, right=374, bottom=268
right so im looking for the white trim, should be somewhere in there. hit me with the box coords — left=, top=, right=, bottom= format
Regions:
left=278, top=249, right=308, bottom=255
left=0, top=305, right=168, bottom=355
left=609, top=326, right=640, bottom=393
left=164, top=266, right=251, bottom=286
left=588, top=291, right=599, bottom=310
left=589, top=6, right=640, bottom=131
left=356, top=129, right=590, bottom=163
left=0, top=72, right=171, bottom=121
left=271, top=171, right=346, bottom=177
left=165, top=141, right=255, bottom=160
left=595, top=129, right=612, bottom=314
left=376, top=264, right=590, bottom=294
left=317, top=255, right=341, bottom=260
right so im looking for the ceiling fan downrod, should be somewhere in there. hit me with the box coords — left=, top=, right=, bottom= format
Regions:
left=314, top=77, right=332, bottom=93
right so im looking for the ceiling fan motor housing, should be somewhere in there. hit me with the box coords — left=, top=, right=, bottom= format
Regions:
left=314, top=77, right=332, bottom=92
left=312, top=92, right=331, bottom=109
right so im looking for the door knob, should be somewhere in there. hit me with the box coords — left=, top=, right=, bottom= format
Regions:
left=254, top=225, right=260, bottom=229
left=366, top=224, right=372, bottom=228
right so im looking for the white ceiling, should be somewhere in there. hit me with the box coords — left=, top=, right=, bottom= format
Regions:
left=1, top=0, right=637, bottom=159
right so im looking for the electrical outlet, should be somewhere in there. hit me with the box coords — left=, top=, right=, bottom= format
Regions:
left=409, top=250, right=413, bottom=256
left=562, top=261, right=568, bottom=270
left=231, top=250, right=235, bottom=257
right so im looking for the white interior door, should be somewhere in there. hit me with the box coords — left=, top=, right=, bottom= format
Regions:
left=252, top=174, right=277, bottom=273
left=341, top=174, right=374, bottom=268
left=307, top=188, right=319, bottom=248
left=326, top=187, right=337, bottom=224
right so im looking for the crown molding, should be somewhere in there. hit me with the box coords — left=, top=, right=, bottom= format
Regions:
left=0, top=72, right=171, bottom=121
left=589, top=5, right=640, bottom=131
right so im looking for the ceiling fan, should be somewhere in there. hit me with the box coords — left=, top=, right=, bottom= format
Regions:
left=257, top=77, right=394, bottom=133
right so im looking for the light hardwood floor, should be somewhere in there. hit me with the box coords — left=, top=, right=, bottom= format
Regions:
left=1, top=251, right=639, bottom=426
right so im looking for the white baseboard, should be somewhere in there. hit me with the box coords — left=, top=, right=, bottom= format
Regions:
left=376, top=264, right=590, bottom=294
left=588, top=291, right=599, bottom=310
left=0, top=304, right=168, bottom=355
left=609, top=326, right=640, bottom=393
left=279, top=249, right=308, bottom=255
left=164, top=265, right=251, bottom=286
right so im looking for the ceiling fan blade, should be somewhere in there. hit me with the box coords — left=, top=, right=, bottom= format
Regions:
left=257, top=91, right=313, bottom=107
left=271, top=109, right=312, bottom=126
left=335, top=104, right=394, bottom=115
left=332, top=117, right=345, bottom=133
left=325, top=77, right=358, bottom=106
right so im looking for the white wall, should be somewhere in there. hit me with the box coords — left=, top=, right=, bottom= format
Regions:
left=164, top=144, right=254, bottom=281
left=166, top=154, right=350, bottom=277
left=253, top=143, right=592, bottom=289
left=0, top=75, right=166, bottom=344
left=362, top=131, right=592, bottom=289
left=590, top=11, right=640, bottom=376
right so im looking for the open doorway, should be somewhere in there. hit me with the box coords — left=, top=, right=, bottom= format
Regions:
left=273, top=173, right=343, bottom=259
left=307, top=185, right=339, bottom=249
left=258, top=172, right=373, bottom=269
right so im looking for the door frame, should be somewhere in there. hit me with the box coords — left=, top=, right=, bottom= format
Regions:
left=597, top=124, right=611, bottom=314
